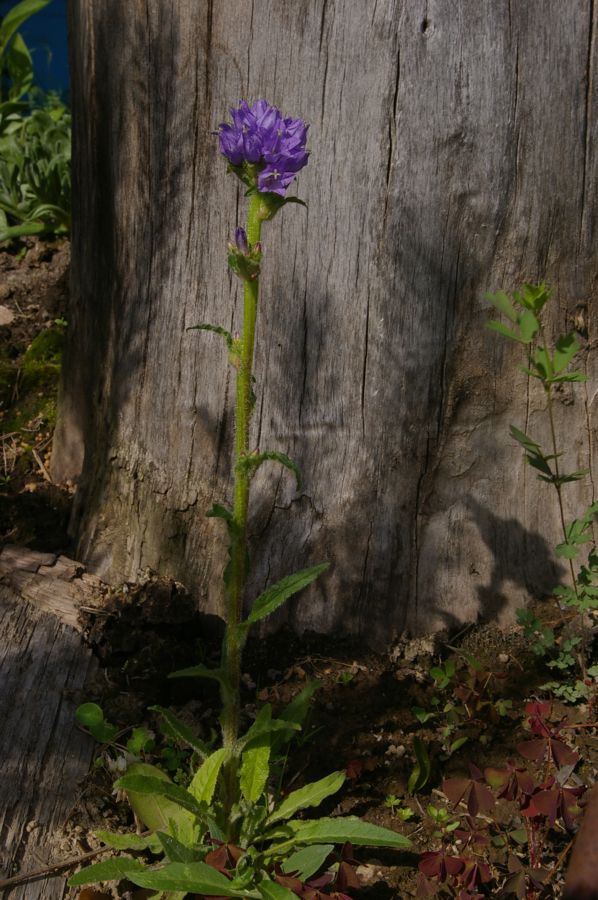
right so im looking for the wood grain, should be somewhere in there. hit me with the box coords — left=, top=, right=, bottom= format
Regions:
left=54, top=0, right=598, bottom=644
left=0, top=558, right=98, bottom=898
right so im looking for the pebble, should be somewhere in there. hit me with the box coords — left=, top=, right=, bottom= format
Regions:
left=385, top=743, right=406, bottom=757
left=0, top=304, right=14, bottom=325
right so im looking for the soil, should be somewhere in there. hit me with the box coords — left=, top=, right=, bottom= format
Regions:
left=0, top=237, right=73, bottom=549
left=1, top=240, right=596, bottom=899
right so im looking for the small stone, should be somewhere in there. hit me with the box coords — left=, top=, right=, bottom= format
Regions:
left=0, top=305, right=14, bottom=326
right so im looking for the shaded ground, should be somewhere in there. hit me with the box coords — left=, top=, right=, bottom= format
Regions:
left=0, top=238, right=72, bottom=550
left=0, top=242, right=596, bottom=898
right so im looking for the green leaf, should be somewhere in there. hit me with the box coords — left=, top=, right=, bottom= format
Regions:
left=267, top=771, right=346, bottom=826
left=68, top=857, right=146, bottom=887
left=279, top=680, right=321, bottom=727
left=0, top=0, right=49, bottom=55
left=238, top=450, right=302, bottom=490
left=168, top=664, right=231, bottom=695
left=5, top=32, right=33, bottom=101
left=187, top=323, right=233, bottom=350
left=555, top=542, right=579, bottom=560
left=127, top=861, right=255, bottom=896
left=552, top=372, right=588, bottom=383
left=116, top=763, right=201, bottom=845
left=240, top=706, right=272, bottom=802
left=509, top=425, right=542, bottom=454
left=94, top=830, right=162, bottom=852
left=518, top=309, right=539, bottom=343
left=553, top=333, right=580, bottom=373
left=486, top=320, right=521, bottom=342
left=188, top=747, right=227, bottom=804
left=150, top=705, right=210, bottom=758
left=265, top=816, right=411, bottom=856
left=258, top=881, right=299, bottom=900
left=75, top=702, right=118, bottom=743
left=247, top=563, right=329, bottom=625
left=484, top=291, right=518, bottom=322
left=281, top=844, right=334, bottom=880
left=116, top=774, right=204, bottom=818
left=155, top=831, right=202, bottom=862
left=408, top=736, right=431, bottom=793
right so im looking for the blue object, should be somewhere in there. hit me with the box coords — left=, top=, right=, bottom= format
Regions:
left=0, top=0, right=69, bottom=95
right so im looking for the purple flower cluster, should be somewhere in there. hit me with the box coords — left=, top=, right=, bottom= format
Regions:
left=218, top=100, right=309, bottom=196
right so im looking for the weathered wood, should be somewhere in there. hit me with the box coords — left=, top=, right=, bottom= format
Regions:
left=0, top=566, right=98, bottom=898
left=54, top=1, right=598, bottom=644
left=0, top=545, right=104, bottom=630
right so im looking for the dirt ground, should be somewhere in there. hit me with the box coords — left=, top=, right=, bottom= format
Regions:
left=0, top=241, right=596, bottom=899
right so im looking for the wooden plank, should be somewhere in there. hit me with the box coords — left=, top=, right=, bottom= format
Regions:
left=0, top=580, right=98, bottom=899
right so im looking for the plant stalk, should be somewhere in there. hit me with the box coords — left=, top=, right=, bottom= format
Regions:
left=538, top=321, right=580, bottom=603
left=221, top=192, right=263, bottom=819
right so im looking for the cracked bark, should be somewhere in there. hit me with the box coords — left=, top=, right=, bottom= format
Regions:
left=53, top=1, right=598, bottom=646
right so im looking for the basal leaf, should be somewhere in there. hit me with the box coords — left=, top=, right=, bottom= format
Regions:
left=68, top=857, right=146, bottom=887
left=266, top=771, right=346, bottom=826
left=265, top=816, right=411, bottom=856
left=188, top=747, right=227, bottom=804
left=247, top=564, right=329, bottom=625
left=155, top=831, right=203, bottom=862
left=95, top=829, right=162, bottom=853
left=258, top=881, right=299, bottom=900
left=281, top=843, right=334, bottom=880
left=127, top=861, right=255, bottom=896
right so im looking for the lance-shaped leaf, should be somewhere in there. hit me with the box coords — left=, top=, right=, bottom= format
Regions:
left=247, top=563, right=329, bottom=625
left=281, top=843, right=334, bottom=880
left=114, top=762, right=199, bottom=846
left=264, top=816, right=411, bottom=856
left=258, top=881, right=299, bottom=900
left=188, top=747, right=227, bottom=804
left=149, top=705, right=210, bottom=758
left=187, top=322, right=234, bottom=351
left=114, top=763, right=203, bottom=816
left=240, top=705, right=272, bottom=802
left=0, top=0, right=49, bottom=53
left=237, top=450, right=302, bottom=490
left=155, top=831, right=203, bottom=862
left=94, top=829, right=162, bottom=853
left=169, top=662, right=230, bottom=687
left=266, top=770, right=346, bottom=826
left=68, top=856, right=146, bottom=887
left=126, top=860, right=257, bottom=896
left=408, top=736, right=431, bottom=793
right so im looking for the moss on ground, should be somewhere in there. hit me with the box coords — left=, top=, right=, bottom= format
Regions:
left=0, top=325, right=64, bottom=433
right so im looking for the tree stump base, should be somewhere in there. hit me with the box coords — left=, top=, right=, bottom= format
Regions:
left=0, top=546, right=102, bottom=899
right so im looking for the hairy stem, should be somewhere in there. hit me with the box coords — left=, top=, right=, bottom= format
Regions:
left=221, top=192, right=263, bottom=820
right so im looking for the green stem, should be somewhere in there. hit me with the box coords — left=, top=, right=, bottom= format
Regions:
left=221, top=193, right=263, bottom=821
left=538, top=322, right=580, bottom=604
